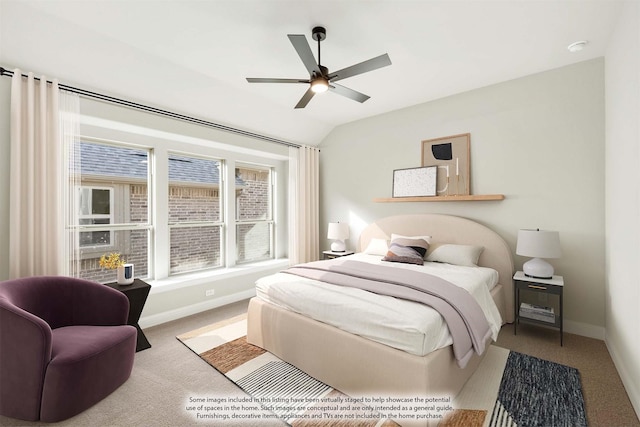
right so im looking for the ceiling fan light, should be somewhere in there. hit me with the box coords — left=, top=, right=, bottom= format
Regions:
left=311, top=78, right=329, bottom=93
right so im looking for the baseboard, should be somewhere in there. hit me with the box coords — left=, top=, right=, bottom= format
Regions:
left=606, top=337, right=640, bottom=421
left=564, top=319, right=605, bottom=340
left=138, top=288, right=256, bottom=329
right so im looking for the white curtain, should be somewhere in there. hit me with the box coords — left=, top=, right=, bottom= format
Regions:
left=9, top=70, right=79, bottom=278
left=288, top=145, right=320, bottom=264
left=60, top=90, right=81, bottom=278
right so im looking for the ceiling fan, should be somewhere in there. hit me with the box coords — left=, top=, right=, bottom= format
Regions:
left=246, top=26, right=392, bottom=109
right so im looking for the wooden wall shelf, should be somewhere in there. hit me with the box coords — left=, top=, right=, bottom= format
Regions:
left=373, top=194, right=505, bottom=203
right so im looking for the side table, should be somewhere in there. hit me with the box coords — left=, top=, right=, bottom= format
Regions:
left=105, top=279, right=151, bottom=352
left=513, top=271, right=564, bottom=346
left=323, top=250, right=355, bottom=260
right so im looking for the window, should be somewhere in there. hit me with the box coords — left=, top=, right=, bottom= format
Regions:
left=66, top=118, right=286, bottom=285
left=168, top=154, right=223, bottom=274
left=78, top=186, right=113, bottom=246
left=235, top=163, right=274, bottom=264
left=68, top=141, right=151, bottom=283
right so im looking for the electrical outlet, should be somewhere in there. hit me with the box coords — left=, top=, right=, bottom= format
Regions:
left=205, top=289, right=215, bottom=297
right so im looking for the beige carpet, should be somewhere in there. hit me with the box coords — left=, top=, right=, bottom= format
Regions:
left=177, top=315, right=588, bottom=427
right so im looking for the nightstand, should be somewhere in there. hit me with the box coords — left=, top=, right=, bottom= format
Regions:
left=104, top=279, right=152, bottom=352
left=513, top=271, right=564, bottom=346
left=323, top=250, right=355, bottom=260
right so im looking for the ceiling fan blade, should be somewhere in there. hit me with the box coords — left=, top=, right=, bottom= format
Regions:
left=329, top=83, right=370, bottom=103
left=288, top=34, right=321, bottom=76
left=328, top=53, right=392, bottom=83
left=294, top=87, right=316, bottom=109
left=246, top=78, right=309, bottom=84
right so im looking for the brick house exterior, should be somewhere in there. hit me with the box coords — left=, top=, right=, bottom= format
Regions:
left=74, top=143, right=271, bottom=283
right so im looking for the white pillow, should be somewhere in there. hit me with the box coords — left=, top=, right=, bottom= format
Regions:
left=426, top=243, right=484, bottom=266
left=363, top=238, right=389, bottom=256
left=391, top=233, right=432, bottom=244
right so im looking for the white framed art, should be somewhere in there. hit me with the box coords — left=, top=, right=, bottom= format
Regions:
left=392, top=166, right=437, bottom=197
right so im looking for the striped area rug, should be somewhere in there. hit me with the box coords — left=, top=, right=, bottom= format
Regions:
left=177, top=315, right=587, bottom=427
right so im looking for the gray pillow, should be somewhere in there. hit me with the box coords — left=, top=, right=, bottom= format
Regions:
left=382, top=242, right=424, bottom=265
left=390, top=237, right=430, bottom=258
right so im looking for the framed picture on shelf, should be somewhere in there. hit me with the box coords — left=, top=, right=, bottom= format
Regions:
left=392, top=166, right=437, bottom=198
left=421, top=133, right=470, bottom=196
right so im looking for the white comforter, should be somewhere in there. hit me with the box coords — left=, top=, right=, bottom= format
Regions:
left=255, top=253, right=502, bottom=357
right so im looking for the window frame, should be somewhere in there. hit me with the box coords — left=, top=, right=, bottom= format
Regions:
left=70, top=118, right=288, bottom=285
left=167, top=152, right=225, bottom=275
left=68, top=139, right=153, bottom=280
left=235, top=162, right=275, bottom=265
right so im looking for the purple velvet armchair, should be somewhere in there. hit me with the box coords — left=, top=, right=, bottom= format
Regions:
left=0, top=276, right=137, bottom=422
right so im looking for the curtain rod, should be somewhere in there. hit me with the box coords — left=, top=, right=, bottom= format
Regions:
left=0, top=66, right=301, bottom=149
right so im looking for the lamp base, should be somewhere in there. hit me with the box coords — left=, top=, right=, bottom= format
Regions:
left=330, top=240, right=346, bottom=252
left=523, top=258, right=554, bottom=279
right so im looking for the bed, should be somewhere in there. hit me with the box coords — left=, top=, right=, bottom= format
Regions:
left=247, top=214, right=514, bottom=425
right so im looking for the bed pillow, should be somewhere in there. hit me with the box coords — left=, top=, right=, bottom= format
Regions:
left=363, top=238, right=389, bottom=256
left=425, top=243, right=484, bottom=266
left=382, top=242, right=424, bottom=265
left=391, top=233, right=432, bottom=245
left=389, top=237, right=430, bottom=258
left=391, top=234, right=432, bottom=258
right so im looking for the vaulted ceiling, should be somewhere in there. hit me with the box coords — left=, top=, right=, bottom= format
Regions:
left=0, top=1, right=623, bottom=146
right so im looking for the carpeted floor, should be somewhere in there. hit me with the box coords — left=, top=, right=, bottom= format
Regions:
left=0, top=299, right=637, bottom=427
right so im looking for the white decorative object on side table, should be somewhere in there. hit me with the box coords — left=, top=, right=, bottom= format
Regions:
left=116, top=264, right=135, bottom=285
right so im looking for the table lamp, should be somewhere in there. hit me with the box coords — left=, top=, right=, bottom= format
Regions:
left=516, top=229, right=561, bottom=279
left=327, top=222, right=349, bottom=252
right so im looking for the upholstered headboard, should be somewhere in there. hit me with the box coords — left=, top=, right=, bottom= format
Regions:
left=358, top=214, right=514, bottom=322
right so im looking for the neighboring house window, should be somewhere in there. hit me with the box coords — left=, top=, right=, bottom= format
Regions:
left=236, top=163, right=274, bottom=264
left=168, top=154, right=223, bottom=274
left=78, top=186, right=113, bottom=247
left=69, top=141, right=151, bottom=283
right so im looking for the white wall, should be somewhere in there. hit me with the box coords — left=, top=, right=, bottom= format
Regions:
left=319, top=59, right=605, bottom=339
left=605, top=1, right=640, bottom=418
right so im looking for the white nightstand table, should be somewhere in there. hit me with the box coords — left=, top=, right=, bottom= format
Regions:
left=323, top=250, right=355, bottom=260
left=513, top=270, right=564, bottom=346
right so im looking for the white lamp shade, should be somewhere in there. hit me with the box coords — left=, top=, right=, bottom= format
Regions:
left=516, top=229, right=561, bottom=279
left=328, top=222, right=349, bottom=252
left=327, top=222, right=349, bottom=240
left=516, top=229, right=561, bottom=258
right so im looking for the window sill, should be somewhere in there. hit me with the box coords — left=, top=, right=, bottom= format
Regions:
left=146, top=258, right=290, bottom=294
